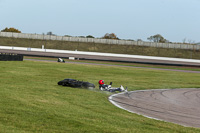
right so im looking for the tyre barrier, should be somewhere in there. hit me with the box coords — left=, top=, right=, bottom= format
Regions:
left=0, top=53, right=23, bottom=61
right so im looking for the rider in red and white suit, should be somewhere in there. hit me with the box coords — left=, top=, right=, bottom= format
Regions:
left=98, top=80, right=127, bottom=92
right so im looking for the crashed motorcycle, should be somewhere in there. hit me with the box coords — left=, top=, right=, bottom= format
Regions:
left=58, top=78, right=95, bottom=89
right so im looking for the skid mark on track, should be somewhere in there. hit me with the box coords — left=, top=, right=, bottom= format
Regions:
left=109, top=89, right=200, bottom=128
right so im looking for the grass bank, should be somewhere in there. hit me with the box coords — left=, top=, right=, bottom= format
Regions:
left=0, top=60, right=200, bottom=132
left=1, top=36, right=200, bottom=59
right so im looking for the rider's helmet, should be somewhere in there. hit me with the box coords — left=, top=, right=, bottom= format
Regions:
left=98, top=80, right=104, bottom=85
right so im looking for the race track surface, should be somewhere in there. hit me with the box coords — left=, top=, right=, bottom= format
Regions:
left=109, top=88, right=200, bottom=128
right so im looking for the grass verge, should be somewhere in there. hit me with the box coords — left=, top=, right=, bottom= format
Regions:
left=24, top=56, right=200, bottom=72
left=0, top=60, right=200, bottom=132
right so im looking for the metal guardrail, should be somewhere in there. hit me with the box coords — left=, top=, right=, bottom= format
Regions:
left=1, top=46, right=200, bottom=64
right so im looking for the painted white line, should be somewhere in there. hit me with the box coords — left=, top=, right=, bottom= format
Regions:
left=108, top=89, right=167, bottom=120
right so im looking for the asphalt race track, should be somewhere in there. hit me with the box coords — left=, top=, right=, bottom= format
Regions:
left=109, top=88, right=200, bottom=128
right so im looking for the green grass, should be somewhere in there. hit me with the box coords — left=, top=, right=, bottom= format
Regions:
left=25, top=56, right=200, bottom=72
left=0, top=60, right=200, bottom=132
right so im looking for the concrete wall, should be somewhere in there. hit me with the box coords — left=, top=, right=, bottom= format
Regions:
left=0, top=32, right=199, bottom=50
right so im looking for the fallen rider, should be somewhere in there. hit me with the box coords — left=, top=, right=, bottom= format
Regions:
left=98, top=80, right=127, bottom=92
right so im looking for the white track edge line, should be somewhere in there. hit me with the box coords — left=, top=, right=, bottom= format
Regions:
left=108, top=89, right=191, bottom=127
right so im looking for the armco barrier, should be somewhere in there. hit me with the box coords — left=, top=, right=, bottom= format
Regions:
left=1, top=46, right=200, bottom=65
left=0, top=53, right=23, bottom=61
left=0, top=32, right=200, bottom=50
